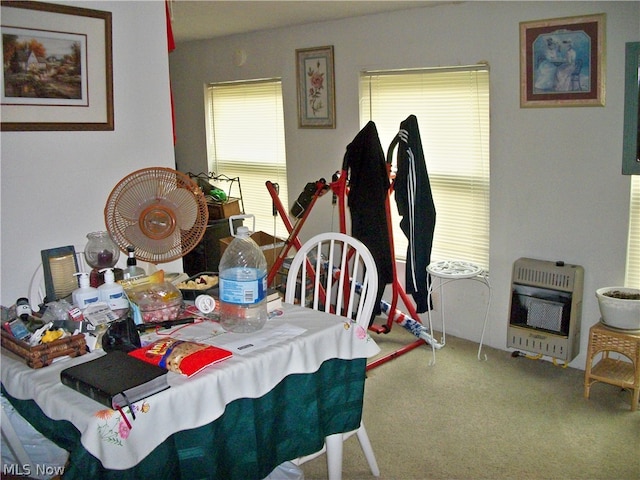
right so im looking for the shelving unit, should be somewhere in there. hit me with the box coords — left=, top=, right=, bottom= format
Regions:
left=187, top=171, right=246, bottom=214
left=584, top=322, right=640, bottom=411
left=183, top=172, right=245, bottom=275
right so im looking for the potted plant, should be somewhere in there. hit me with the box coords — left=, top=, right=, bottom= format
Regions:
left=596, top=287, right=640, bottom=330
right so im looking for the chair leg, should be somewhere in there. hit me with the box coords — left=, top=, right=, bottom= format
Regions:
left=325, top=433, right=344, bottom=480
left=1, top=405, right=33, bottom=467
left=356, top=422, right=380, bottom=477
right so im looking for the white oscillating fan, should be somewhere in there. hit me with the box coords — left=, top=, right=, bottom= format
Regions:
left=104, top=167, right=209, bottom=263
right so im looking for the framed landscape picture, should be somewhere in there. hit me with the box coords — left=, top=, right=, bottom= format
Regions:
left=296, top=45, right=335, bottom=128
left=1, top=1, right=113, bottom=131
left=520, top=13, right=605, bottom=108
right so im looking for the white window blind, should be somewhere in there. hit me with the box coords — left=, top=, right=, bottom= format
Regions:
left=626, top=176, right=640, bottom=288
left=206, top=79, right=289, bottom=236
left=360, top=66, right=490, bottom=270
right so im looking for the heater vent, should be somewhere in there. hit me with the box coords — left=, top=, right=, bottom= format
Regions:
left=513, top=260, right=577, bottom=292
left=508, top=258, right=584, bottom=362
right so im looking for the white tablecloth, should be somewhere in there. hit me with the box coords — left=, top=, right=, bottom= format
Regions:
left=1, top=304, right=379, bottom=470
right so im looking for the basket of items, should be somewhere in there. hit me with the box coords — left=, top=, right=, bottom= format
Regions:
left=1, top=329, right=87, bottom=369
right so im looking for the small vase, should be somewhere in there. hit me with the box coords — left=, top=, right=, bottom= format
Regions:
left=85, top=231, right=120, bottom=268
left=85, top=232, right=121, bottom=287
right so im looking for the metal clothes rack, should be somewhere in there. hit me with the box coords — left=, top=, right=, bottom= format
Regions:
left=187, top=171, right=246, bottom=214
left=264, top=138, right=435, bottom=371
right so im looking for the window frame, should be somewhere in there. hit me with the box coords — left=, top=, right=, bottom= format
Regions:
left=205, top=78, right=289, bottom=236
left=360, top=65, right=491, bottom=270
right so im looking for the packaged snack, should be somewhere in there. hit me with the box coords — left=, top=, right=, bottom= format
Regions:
left=129, top=337, right=232, bottom=377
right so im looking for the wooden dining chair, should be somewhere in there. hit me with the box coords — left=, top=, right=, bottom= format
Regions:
left=285, top=232, right=380, bottom=479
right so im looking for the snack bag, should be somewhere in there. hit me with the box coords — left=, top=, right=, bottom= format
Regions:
left=129, top=337, right=232, bottom=377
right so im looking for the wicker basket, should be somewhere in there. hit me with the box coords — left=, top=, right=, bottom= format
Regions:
left=1, top=330, right=87, bottom=368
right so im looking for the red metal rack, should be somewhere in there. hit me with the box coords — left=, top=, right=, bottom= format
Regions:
left=265, top=158, right=430, bottom=371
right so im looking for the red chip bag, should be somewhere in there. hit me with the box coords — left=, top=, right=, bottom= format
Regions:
left=129, top=338, right=232, bottom=377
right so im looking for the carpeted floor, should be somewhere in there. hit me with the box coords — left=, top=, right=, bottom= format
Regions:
left=300, top=327, right=640, bottom=480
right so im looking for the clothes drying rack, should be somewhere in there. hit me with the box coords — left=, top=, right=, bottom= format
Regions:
left=264, top=138, right=441, bottom=371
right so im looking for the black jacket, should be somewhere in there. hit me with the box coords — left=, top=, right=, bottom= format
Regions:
left=394, top=115, right=436, bottom=313
left=343, top=121, right=394, bottom=318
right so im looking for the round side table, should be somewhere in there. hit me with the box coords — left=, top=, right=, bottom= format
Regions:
left=426, top=260, right=492, bottom=364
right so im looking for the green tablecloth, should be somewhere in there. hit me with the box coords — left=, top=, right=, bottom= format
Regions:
left=3, top=357, right=366, bottom=480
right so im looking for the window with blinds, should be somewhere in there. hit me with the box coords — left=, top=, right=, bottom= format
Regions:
left=360, top=66, right=490, bottom=270
left=626, top=176, right=640, bottom=288
left=205, top=79, right=289, bottom=235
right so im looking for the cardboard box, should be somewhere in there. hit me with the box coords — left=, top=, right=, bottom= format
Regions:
left=207, top=197, right=242, bottom=220
left=219, top=231, right=285, bottom=273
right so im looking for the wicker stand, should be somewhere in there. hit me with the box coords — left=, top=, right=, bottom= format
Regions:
left=584, top=322, right=640, bottom=411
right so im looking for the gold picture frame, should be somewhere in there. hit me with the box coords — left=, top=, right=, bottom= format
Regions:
left=296, top=45, right=335, bottom=128
left=520, top=13, right=605, bottom=108
left=1, top=1, right=114, bottom=131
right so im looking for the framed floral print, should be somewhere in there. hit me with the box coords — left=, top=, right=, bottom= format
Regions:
left=296, top=45, right=335, bottom=128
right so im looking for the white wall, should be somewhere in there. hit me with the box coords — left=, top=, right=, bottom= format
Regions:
left=1, top=1, right=179, bottom=306
left=170, top=1, right=640, bottom=369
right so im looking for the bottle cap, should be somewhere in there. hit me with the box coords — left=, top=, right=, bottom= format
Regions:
left=195, top=294, right=216, bottom=314
left=99, top=268, right=115, bottom=283
left=74, top=272, right=91, bottom=288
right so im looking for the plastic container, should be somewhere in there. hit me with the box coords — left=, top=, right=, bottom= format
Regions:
left=98, top=268, right=130, bottom=310
left=123, top=245, right=146, bottom=280
left=596, top=287, right=640, bottom=330
left=72, top=272, right=100, bottom=310
left=177, top=271, right=219, bottom=301
left=127, top=281, right=183, bottom=323
left=218, top=224, right=268, bottom=333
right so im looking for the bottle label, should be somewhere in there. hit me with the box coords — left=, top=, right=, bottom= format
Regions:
left=82, top=295, right=100, bottom=307
left=219, top=270, right=267, bottom=305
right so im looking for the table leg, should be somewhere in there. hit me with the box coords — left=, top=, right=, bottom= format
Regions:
left=476, top=276, right=492, bottom=361
left=426, top=276, right=438, bottom=365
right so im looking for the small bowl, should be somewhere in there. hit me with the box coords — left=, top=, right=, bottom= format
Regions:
left=596, top=287, right=640, bottom=330
left=177, top=272, right=219, bottom=301
left=138, top=297, right=183, bottom=323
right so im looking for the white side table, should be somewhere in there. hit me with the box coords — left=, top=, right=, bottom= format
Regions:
left=426, top=260, right=492, bottom=364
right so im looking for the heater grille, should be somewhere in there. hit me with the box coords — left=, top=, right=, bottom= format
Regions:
left=526, top=297, right=564, bottom=331
left=508, top=258, right=584, bottom=362
left=513, top=260, right=576, bottom=291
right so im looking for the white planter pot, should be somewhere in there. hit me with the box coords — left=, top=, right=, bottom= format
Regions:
left=596, top=287, right=640, bottom=330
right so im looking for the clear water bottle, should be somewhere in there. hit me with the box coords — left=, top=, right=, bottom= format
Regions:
left=218, top=225, right=268, bottom=333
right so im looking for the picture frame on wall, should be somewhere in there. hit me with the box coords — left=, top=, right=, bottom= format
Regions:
left=1, top=1, right=114, bottom=131
left=622, top=42, right=640, bottom=175
left=296, top=45, right=335, bottom=128
left=520, top=13, right=605, bottom=108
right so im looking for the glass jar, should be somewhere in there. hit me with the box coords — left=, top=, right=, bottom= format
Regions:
left=84, top=231, right=120, bottom=268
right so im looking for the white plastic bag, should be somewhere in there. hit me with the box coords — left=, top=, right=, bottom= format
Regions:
left=263, top=461, right=305, bottom=480
left=1, top=394, right=69, bottom=480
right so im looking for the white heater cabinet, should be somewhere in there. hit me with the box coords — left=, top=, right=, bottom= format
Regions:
left=507, top=258, right=584, bottom=362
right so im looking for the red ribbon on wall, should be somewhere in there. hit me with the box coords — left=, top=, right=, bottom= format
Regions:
left=166, top=0, right=176, bottom=144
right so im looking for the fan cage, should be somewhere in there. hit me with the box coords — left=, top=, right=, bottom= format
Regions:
left=105, top=167, right=209, bottom=264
